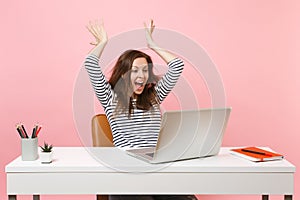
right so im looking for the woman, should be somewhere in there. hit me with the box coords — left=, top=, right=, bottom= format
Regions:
left=84, top=20, right=197, bottom=200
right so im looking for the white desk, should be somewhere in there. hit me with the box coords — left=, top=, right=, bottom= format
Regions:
left=6, top=147, right=295, bottom=200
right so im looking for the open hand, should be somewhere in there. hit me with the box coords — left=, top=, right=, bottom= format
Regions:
left=144, top=19, right=157, bottom=49
left=143, top=19, right=176, bottom=63
left=86, top=20, right=108, bottom=46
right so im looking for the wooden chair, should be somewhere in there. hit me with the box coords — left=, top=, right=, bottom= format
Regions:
left=92, top=114, right=114, bottom=147
left=91, top=114, right=114, bottom=200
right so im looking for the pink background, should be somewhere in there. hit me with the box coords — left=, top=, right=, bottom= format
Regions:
left=1, top=0, right=299, bottom=199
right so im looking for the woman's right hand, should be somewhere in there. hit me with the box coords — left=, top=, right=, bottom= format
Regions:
left=86, top=20, right=108, bottom=57
left=86, top=20, right=108, bottom=46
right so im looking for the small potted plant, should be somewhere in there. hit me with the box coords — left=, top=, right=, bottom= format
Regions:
left=39, top=142, right=53, bottom=163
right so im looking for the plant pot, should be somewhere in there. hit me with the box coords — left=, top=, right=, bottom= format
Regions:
left=39, top=151, right=53, bottom=164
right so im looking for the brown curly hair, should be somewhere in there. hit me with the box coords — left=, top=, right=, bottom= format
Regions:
left=108, top=49, right=160, bottom=116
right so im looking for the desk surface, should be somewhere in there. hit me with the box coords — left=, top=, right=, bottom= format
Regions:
left=5, top=147, right=296, bottom=196
left=5, top=147, right=295, bottom=173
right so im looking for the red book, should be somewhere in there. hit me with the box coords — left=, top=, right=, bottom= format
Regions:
left=230, top=147, right=284, bottom=162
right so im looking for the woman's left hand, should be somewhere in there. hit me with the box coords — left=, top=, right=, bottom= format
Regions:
left=144, top=19, right=157, bottom=49
left=144, top=19, right=176, bottom=63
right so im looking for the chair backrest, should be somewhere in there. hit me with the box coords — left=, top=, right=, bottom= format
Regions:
left=91, top=114, right=114, bottom=147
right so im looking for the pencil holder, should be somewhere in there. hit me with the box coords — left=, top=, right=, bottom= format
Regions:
left=21, top=138, right=38, bottom=161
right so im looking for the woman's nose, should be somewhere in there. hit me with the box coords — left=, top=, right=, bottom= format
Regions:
left=137, top=69, right=144, bottom=77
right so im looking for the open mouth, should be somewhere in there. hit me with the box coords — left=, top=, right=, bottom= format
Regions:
left=134, top=81, right=145, bottom=91
left=135, top=81, right=144, bottom=86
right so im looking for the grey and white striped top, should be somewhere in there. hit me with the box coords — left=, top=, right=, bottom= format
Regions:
left=84, top=54, right=184, bottom=150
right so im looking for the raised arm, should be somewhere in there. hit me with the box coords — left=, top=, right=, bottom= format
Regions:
left=144, top=20, right=177, bottom=63
left=144, top=20, right=184, bottom=103
left=84, top=20, right=113, bottom=108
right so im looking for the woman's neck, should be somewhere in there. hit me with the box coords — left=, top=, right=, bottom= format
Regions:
left=132, top=93, right=139, bottom=100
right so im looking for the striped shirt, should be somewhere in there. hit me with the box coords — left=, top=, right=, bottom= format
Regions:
left=84, top=54, right=184, bottom=150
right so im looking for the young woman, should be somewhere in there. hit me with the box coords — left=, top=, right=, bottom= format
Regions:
left=84, top=20, right=197, bottom=200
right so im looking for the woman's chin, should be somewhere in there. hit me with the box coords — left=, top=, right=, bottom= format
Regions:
left=134, top=89, right=144, bottom=95
left=134, top=91, right=142, bottom=95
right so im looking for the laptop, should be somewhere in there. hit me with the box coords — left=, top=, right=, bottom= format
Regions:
left=126, top=107, right=232, bottom=164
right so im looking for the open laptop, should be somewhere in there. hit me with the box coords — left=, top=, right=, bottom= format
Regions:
left=126, top=107, right=232, bottom=164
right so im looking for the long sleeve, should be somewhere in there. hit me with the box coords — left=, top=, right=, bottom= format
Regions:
left=84, top=54, right=113, bottom=108
left=155, top=58, right=184, bottom=103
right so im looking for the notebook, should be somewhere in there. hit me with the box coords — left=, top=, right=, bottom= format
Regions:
left=230, top=147, right=284, bottom=162
left=126, top=107, right=232, bottom=164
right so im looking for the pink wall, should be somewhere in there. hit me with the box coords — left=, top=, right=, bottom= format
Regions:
left=1, top=1, right=299, bottom=199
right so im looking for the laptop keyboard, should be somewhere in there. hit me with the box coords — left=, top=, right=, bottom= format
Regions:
left=127, top=147, right=155, bottom=159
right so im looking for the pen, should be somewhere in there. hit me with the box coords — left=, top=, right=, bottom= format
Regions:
left=21, top=124, right=29, bottom=138
left=36, top=126, right=42, bottom=137
left=17, top=124, right=27, bottom=138
left=241, top=149, right=272, bottom=157
left=31, top=123, right=40, bottom=138
left=31, top=127, right=37, bottom=138
left=16, top=125, right=24, bottom=138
